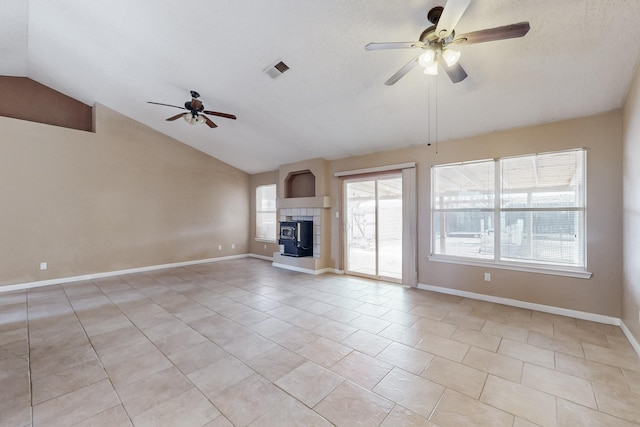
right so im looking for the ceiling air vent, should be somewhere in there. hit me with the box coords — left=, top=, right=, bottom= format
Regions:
left=264, top=61, right=290, bottom=79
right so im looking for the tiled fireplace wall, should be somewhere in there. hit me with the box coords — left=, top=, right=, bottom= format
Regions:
left=280, top=208, right=321, bottom=258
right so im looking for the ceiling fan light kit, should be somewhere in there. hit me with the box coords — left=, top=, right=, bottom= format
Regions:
left=417, top=47, right=460, bottom=76
left=423, top=61, right=439, bottom=76
left=183, top=113, right=207, bottom=125
left=418, top=50, right=436, bottom=67
left=365, top=0, right=530, bottom=85
left=441, top=48, right=461, bottom=67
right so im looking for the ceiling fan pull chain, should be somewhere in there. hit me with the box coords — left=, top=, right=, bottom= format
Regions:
left=427, top=79, right=431, bottom=148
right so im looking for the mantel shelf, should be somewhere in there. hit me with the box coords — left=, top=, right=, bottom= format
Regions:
left=278, top=196, right=331, bottom=209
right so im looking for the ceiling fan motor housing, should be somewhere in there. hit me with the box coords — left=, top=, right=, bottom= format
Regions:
left=420, top=25, right=439, bottom=44
left=184, top=101, right=205, bottom=112
left=427, top=6, right=443, bottom=24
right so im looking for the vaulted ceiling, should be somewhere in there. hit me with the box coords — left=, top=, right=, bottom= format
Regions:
left=2, top=1, right=639, bottom=174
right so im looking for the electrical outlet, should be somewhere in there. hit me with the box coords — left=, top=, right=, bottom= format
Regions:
left=484, top=273, right=491, bottom=282
left=218, top=245, right=222, bottom=251
left=40, top=262, right=48, bottom=270
left=263, top=244, right=267, bottom=250
left=231, top=244, right=235, bottom=249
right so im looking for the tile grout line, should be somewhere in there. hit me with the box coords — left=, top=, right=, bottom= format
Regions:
left=90, top=273, right=234, bottom=425
left=60, top=282, right=128, bottom=425
left=77, top=279, right=141, bottom=425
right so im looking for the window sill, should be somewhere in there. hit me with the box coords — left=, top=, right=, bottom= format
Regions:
left=255, top=238, right=277, bottom=244
left=428, top=255, right=592, bottom=279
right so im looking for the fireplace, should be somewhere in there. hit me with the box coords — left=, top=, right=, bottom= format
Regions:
left=279, top=220, right=313, bottom=257
left=273, top=158, right=330, bottom=272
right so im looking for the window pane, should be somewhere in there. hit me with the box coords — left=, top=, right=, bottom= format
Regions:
left=431, top=149, right=586, bottom=270
left=256, top=212, right=277, bottom=239
left=433, top=211, right=494, bottom=259
left=256, top=184, right=276, bottom=240
left=501, top=150, right=584, bottom=208
left=378, top=177, right=403, bottom=279
left=500, top=210, right=583, bottom=266
left=434, top=161, right=495, bottom=209
left=257, top=184, right=277, bottom=210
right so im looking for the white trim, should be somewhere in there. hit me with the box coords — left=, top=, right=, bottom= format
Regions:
left=0, top=254, right=249, bottom=293
left=334, top=162, right=416, bottom=177
left=428, top=256, right=592, bottom=279
left=254, top=238, right=277, bottom=244
left=402, top=166, right=418, bottom=286
left=249, top=253, right=274, bottom=261
left=620, top=321, right=640, bottom=358
left=416, top=282, right=620, bottom=326
left=272, top=262, right=340, bottom=275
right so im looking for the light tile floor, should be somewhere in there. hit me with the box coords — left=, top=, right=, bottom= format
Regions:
left=1, top=258, right=640, bottom=426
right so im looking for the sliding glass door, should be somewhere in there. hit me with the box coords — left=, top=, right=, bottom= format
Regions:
left=344, top=174, right=402, bottom=282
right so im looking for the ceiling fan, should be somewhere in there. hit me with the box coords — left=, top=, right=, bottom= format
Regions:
left=147, top=90, right=237, bottom=128
left=366, top=0, right=530, bottom=85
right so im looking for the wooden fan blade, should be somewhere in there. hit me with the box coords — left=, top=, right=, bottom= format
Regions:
left=167, top=113, right=187, bottom=121
left=443, top=61, right=468, bottom=83
left=384, top=55, right=420, bottom=86
left=202, top=110, right=237, bottom=120
left=365, top=41, right=424, bottom=50
left=435, top=0, right=471, bottom=39
left=202, top=115, right=218, bottom=128
left=453, top=22, right=530, bottom=45
left=148, top=101, right=187, bottom=110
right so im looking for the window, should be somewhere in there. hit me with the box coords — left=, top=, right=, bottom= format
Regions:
left=431, top=149, right=586, bottom=273
left=256, top=184, right=277, bottom=241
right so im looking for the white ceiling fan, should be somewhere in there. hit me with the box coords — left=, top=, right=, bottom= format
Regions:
left=366, top=0, right=530, bottom=85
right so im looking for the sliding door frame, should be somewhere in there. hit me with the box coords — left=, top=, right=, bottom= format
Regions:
left=337, top=163, right=417, bottom=286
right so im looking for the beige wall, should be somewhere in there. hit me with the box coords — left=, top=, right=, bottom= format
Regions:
left=328, top=111, right=623, bottom=317
left=0, top=104, right=249, bottom=287
left=249, top=170, right=280, bottom=258
left=251, top=111, right=622, bottom=317
left=623, top=63, right=640, bottom=342
left=3, top=76, right=626, bottom=320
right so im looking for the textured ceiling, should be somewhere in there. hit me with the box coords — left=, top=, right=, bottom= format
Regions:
left=2, top=0, right=640, bottom=174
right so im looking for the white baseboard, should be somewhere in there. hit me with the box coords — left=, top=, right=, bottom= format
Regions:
left=418, top=281, right=640, bottom=357
left=416, top=283, right=621, bottom=326
left=272, top=262, right=340, bottom=275
left=620, top=321, right=640, bottom=358
left=0, top=254, right=250, bottom=293
left=248, top=254, right=274, bottom=262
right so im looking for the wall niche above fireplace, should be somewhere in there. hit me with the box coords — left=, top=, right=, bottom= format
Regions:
left=285, top=169, right=315, bottom=198
left=277, top=158, right=331, bottom=209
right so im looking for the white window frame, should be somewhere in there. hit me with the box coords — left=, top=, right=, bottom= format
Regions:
left=429, top=149, right=591, bottom=279
left=255, top=184, right=277, bottom=242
